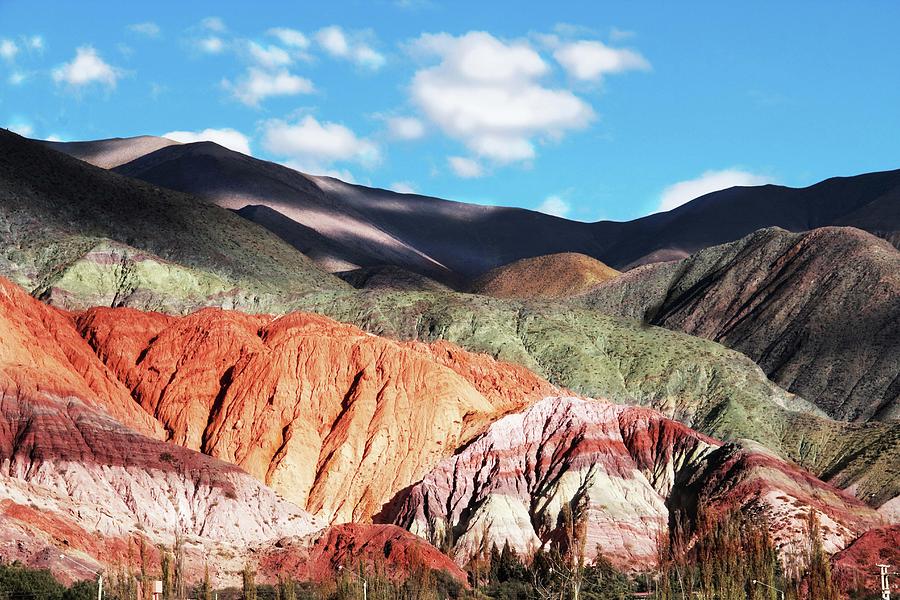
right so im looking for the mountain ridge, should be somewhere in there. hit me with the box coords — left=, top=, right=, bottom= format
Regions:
left=41, top=134, right=900, bottom=285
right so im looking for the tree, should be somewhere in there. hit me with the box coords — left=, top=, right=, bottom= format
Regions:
left=200, top=564, right=212, bottom=600
left=173, top=534, right=185, bottom=600
left=160, top=549, right=173, bottom=600
left=242, top=563, right=257, bottom=600
left=804, top=510, right=838, bottom=600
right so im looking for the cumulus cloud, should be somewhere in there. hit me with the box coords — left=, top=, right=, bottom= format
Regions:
left=223, top=67, right=313, bottom=107
left=447, top=156, right=484, bottom=178
left=8, top=71, right=26, bottom=85
left=262, top=115, right=380, bottom=173
left=553, top=40, right=650, bottom=81
left=386, top=116, right=425, bottom=140
left=198, top=36, right=225, bottom=54
left=0, top=39, right=18, bottom=62
left=658, top=169, right=775, bottom=212
left=267, top=27, right=309, bottom=49
left=390, top=181, right=418, bottom=194
left=26, top=35, right=43, bottom=51
left=52, top=46, right=121, bottom=89
left=247, top=41, right=292, bottom=68
left=162, top=128, right=251, bottom=155
left=129, top=22, right=161, bottom=37
left=315, top=26, right=385, bottom=70
left=410, top=31, right=594, bottom=164
left=536, top=194, right=570, bottom=217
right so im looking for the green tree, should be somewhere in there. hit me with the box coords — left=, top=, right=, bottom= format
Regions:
left=242, top=563, right=257, bottom=600
left=200, top=564, right=212, bottom=600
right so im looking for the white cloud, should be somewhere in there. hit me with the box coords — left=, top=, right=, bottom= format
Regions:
left=198, top=36, right=225, bottom=54
left=390, top=181, right=417, bottom=194
left=267, top=28, right=309, bottom=49
left=223, top=67, right=313, bottom=106
left=410, top=31, right=594, bottom=164
left=0, top=39, right=18, bottom=61
left=262, top=115, right=380, bottom=173
left=52, top=46, right=121, bottom=89
left=317, top=26, right=350, bottom=56
left=201, top=17, right=226, bottom=32
left=609, top=27, right=636, bottom=42
left=536, top=194, right=570, bottom=217
left=162, top=128, right=251, bottom=155
left=553, top=40, right=650, bottom=81
left=247, top=41, right=292, bottom=68
left=658, top=169, right=775, bottom=212
left=44, top=134, right=64, bottom=142
left=6, top=122, right=33, bottom=137
left=447, top=156, right=484, bottom=178
left=27, top=35, right=43, bottom=50
left=8, top=71, right=26, bottom=85
left=315, top=26, right=385, bottom=70
left=387, top=116, right=425, bottom=140
left=129, top=22, right=161, bottom=38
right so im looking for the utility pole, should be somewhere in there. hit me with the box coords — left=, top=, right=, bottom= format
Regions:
left=877, top=564, right=892, bottom=600
left=58, top=554, right=103, bottom=600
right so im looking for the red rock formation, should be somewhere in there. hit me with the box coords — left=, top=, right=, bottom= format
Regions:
left=831, top=525, right=900, bottom=595
left=259, top=524, right=467, bottom=584
left=0, top=277, right=322, bottom=583
left=0, top=278, right=162, bottom=438
left=388, top=397, right=879, bottom=569
left=76, top=305, right=558, bottom=523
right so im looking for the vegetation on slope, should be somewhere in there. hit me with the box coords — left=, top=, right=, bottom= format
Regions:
left=0, top=130, right=345, bottom=312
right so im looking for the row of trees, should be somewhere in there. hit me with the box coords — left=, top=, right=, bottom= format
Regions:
left=654, top=507, right=838, bottom=600
left=6, top=504, right=844, bottom=600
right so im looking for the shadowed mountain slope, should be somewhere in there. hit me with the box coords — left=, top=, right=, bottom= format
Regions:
left=95, top=138, right=900, bottom=281
left=0, top=130, right=346, bottom=311
left=470, top=252, right=619, bottom=299
left=578, top=227, right=900, bottom=422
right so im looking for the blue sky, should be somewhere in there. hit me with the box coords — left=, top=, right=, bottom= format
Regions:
left=1, top=1, right=899, bottom=221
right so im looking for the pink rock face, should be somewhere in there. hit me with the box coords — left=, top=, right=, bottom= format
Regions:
left=388, top=397, right=879, bottom=570
left=387, top=397, right=717, bottom=569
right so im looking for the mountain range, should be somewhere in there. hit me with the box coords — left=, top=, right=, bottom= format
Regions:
left=45, top=135, right=900, bottom=286
left=1, top=128, right=897, bottom=590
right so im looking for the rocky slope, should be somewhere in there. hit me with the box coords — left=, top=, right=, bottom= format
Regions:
left=259, top=524, right=467, bottom=584
left=470, top=253, right=619, bottom=299
left=49, top=135, right=897, bottom=279
left=0, top=130, right=345, bottom=313
left=75, top=301, right=557, bottom=523
left=292, top=289, right=900, bottom=511
left=0, top=278, right=321, bottom=579
left=337, top=265, right=452, bottom=292
left=578, top=227, right=900, bottom=421
left=0, top=275, right=475, bottom=585
left=831, top=525, right=900, bottom=594
left=387, top=397, right=879, bottom=569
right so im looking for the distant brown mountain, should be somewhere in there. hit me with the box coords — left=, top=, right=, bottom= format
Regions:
left=44, top=135, right=900, bottom=286
left=578, top=226, right=900, bottom=422
left=470, top=252, right=619, bottom=299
